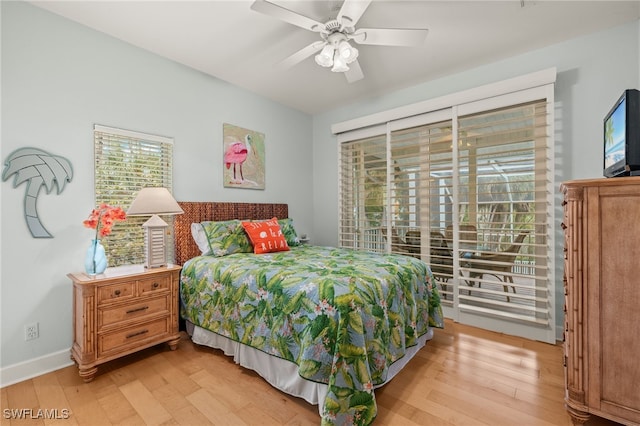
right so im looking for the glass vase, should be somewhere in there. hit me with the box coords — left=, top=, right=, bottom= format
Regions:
left=85, top=239, right=107, bottom=275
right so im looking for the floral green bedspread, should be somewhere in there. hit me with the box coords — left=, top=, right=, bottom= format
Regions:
left=180, top=245, right=443, bottom=425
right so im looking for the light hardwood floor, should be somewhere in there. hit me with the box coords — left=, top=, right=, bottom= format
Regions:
left=1, top=320, right=621, bottom=425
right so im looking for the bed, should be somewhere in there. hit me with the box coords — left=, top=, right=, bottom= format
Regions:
left=174, top=202, right=443, bottom=425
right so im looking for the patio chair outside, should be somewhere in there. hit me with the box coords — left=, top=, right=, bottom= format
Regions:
left=464, top=231, right=530, bottom=301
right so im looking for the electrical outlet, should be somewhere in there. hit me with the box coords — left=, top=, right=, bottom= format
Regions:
left=25, top=323, right=39, bottom=341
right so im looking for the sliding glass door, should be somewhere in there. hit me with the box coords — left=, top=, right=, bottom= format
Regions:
left=338, top=87, right=555, bottom=343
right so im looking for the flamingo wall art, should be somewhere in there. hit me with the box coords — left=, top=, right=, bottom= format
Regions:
left=223, top=123, right=265, bottom=189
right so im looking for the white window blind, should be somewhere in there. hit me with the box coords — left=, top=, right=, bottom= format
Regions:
left=455, top=100, right=550, bottom=324
left=389, top=120, right=454, bottom=255
left=339, top=133, right=387, bottom=251
left=338, top=85, right=554, bottom=336
left=93, top=125, right=174, bottom=266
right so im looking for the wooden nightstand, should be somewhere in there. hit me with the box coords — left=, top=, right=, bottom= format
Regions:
left=68, top=264, right=182, bottom=382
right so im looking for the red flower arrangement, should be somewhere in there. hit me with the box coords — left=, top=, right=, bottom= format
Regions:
left=83, top=203, right=127, bottom=239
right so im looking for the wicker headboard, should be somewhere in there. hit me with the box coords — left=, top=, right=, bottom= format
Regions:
left=173, top=202, right=289, bottom=266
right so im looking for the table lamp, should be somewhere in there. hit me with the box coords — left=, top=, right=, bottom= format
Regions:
left=127, top=187, right=183, bottom=268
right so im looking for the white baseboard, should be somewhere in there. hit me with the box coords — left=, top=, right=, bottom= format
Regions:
left=0, top=348, right=74, bottom=388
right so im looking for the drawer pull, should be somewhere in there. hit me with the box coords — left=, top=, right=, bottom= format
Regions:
left=126, top=329, right=149, bottom=339
left=114, top=290, right=121, bottom=296
left=126, top=306, right=149, bottom=314
left=560, top=222, right=567, bottom=230
left=153, top=282, right=159, bottom=288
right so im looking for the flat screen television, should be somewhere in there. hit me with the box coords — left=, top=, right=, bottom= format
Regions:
left=604, top=89, right=640, bottom=177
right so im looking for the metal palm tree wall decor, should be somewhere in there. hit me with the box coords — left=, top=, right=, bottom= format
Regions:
left=2, top=147, right=73, bottom=238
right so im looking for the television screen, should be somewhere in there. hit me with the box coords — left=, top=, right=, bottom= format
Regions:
left=604, top=97, right=626, bottom=170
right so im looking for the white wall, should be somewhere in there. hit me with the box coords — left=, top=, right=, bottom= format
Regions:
left=1, top=1, right=313, bottom=385
left=311, top=19, right=640, bottom=336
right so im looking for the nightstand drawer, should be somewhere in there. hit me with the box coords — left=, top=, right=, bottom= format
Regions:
left=139, top=276, right=169, bottom=296
left=98, top=282, right=135, bottom=304
left=98, top=317, right=170, bottom=357
left=98, top=295, right=169, bottom=328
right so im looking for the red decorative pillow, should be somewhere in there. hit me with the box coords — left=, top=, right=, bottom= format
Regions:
left=241, top=217, right=290, bottom=254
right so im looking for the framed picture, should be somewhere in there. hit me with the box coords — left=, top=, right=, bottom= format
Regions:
left=223, top=123, right=265, bottom=189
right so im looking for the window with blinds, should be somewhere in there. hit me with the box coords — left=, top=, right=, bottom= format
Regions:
left=338, top=98, right=552, bottom=329
left=93, top=125, right=174, bottom=267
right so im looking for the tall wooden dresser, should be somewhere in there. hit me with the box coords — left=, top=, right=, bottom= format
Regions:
left=561, top=177, right=640, bottom=425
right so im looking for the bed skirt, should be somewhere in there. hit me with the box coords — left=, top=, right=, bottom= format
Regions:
left=185, top=320, right=434, bottom=416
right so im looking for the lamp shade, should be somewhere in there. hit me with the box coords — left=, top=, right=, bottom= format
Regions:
left=127, top=187, right=183, bottom=216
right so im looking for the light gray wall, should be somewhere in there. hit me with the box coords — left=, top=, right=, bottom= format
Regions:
left=1, top=1, right=313, bottom=376
left=311, top=19, right=640, bottom=334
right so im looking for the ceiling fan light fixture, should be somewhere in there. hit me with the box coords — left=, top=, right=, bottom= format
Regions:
left=251, top=0, right=429, bottom=83
left=315, top=44, right=335, bottom=67
left=331, top=54, right=349, bottom=73
left=338, top=40, right=358, bottom=64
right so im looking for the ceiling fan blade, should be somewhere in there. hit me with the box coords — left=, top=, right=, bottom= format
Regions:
left=337, top=0, right=372, bottom=28
left=278, top=41, right=325, bottom=69
left=251, top=0, right=324, bottom=32
left=345, top=60, right=364, bottom=83
left=352, top=28, right=429, bottom=46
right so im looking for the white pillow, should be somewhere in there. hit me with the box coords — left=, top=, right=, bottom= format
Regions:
left=191, top=222, right=211, bottom=255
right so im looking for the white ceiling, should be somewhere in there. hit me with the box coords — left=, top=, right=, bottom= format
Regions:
left=30, top=1, right=640, bottom=114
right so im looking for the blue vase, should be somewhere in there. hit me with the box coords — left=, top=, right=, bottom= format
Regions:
left=85, top=239, right=107, bottom=275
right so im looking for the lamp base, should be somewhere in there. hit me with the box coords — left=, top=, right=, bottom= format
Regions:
left=144, top=263, right=166, bottom=269
left=143, top=215, right=168, bottom=269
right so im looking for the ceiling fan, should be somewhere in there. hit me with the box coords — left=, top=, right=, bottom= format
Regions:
left=250, top=0, right=429, bottom=83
